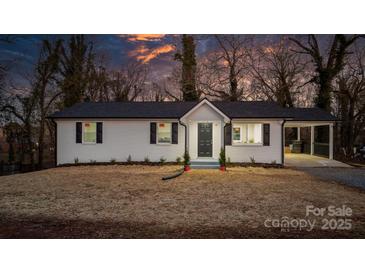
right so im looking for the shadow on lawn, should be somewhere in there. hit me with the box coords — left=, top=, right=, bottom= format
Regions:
left=0, top=214, right=364, bottom=239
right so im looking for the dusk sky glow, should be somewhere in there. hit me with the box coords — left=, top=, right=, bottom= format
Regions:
left=0, top=34, right=286, bottom=87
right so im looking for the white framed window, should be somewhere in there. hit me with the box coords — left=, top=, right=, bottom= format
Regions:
left=232, top=123, right=262, bottom=145
left=157, top=122, right=172, bottom=144
left=232, top=126, right=242, bottom=142
left=83, top=122, right=97, bottom=144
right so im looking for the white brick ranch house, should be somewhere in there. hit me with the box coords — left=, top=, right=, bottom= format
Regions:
left=49, top=98, right=336, bottom=167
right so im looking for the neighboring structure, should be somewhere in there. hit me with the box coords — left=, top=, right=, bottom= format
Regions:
left=49, top=98, right=336, bottom=166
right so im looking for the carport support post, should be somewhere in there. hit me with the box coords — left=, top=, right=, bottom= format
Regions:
left=297, top=127, right=301, bottom=141
left=310, top=126, right=314, bottom=155
left=329, top=123, right=334, bottom=160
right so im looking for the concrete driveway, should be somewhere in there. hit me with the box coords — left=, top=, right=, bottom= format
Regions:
left=285, top=154, right=365, bottom=190
left=285, top=153, right=351, bottom=168
left=299, top=167, right=365, bottom=190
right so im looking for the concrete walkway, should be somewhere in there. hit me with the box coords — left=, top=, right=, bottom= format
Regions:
left=285, top=153, right=351, bottom=168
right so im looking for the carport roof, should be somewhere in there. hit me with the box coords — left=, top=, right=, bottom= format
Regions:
left=283, top=107, right=337, bottom=121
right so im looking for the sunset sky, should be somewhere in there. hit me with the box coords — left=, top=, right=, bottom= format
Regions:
left=0, top=34, right=285, bottom=87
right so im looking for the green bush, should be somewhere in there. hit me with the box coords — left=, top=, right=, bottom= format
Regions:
left=144, top=156, right=150, bottom=163
left=219, top=148, right=226, bottom=166
left=110, top=158, right=116, bottom=163
left=74, top=157, right=79, bottom=164
left=176, top=156, right=182, bottom=164
left=183, top=151, right=190, bottom=166
left=250, top=156, right=255, bottom=164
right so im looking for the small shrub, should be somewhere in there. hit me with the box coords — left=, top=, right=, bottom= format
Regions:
left=183, top=151, right=190, bottom=166
left=74, top=157, right=79, bottom=164
left=127, top=155, right=132, bottom=163
left=110, top=158, right=116, bottom=164
left=271, top=160, right=277, bottom=165
left=249, top=139, right=255, bottom=144
left=144, top=156, right=150, bottom=163
left=176, top=156, right=182, bottom=164
left=160, top=156, right=166, bottom=165
left=249, top=156, right=255, bottom=164
left=90, top=159, right=96, bottom=164
left=219, top=148, right=226, bottom=166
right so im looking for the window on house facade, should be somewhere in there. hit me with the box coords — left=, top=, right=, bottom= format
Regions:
left=232, top=126, right=242, bottom=142
left=157, top=122, right=172, bottom=144
left=232, top=123, right=262, bottom=144
left=83, top=122, right=97, bottom=143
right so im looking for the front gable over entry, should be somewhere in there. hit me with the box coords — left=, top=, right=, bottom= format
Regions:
left=180, top=99, right=230, bottom=122
left=180, top=99, right=230, bottom=161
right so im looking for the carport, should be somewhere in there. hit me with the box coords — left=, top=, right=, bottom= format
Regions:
left=284, top=121, right=334, bottom=159
left=282, top=107, right=339, bottom=167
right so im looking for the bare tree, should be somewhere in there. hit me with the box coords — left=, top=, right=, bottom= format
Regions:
left=139, top=82, right=169, bottom=102
left=85, top=65, right=110, bottom=102
left=109, top=62, right=148, bottom=102
left=59, top=35, right=94, bottom=108
left=200, top=35, right=250, bottom=101
left=1, top=92, right=37, bottom=168
left=334, top=46, right=365, bottom=155
left=0, top=36, right=15, bottom=99
left=248, top=38, right=308, bottom=107
left=32, top=39, right=62, bottom=169
left=290, top=34, right=364, bottom=111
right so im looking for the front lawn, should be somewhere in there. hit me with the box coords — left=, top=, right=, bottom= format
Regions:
left=0, top=165, right=364, bottom=238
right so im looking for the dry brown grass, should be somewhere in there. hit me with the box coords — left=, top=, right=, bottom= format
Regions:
left=0, top=165, right=364, bottom=238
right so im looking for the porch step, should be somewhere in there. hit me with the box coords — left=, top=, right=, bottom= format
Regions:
left=190, top=160, right=220, bottom=169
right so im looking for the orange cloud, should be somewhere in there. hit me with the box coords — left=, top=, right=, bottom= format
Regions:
left=129, top=44, right=175, bottom=64
left=128, top=45, right=150, bottom=56
left=126, top=34, right=165, bottom=42
left=263, top=46, right=275, bottom=54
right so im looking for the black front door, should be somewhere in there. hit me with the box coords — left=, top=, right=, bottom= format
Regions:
left=198, top=123, right=213, bottom=157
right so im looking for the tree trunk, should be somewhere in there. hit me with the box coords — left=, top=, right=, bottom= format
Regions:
left=317, top=73, right=332, bottom=111
left=37, top=82, right=46, bottom=169
left=25, top=122, right=35, bottom=170
left=346, top=99, right=356, bottom=155
left=229, top=67, right=238, bottom=101
left=38, top=117, right=45, bottom=169
left=283, top=86, right=294, bottom=108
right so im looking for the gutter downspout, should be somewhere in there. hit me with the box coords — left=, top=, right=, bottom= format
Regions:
left=178, top=119, right=188, bottom=154
left=223, top=119, right=232, bottom=161
left=281, top=119, right=286, bottom=165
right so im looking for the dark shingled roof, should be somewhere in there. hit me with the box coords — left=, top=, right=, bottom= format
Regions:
left=282, top=107, right=337, bottom=121
left=49, top=100, right=336, bottom=121
left=49, top=101, right=198, bottom=119
left=212, top=101, right=290, bottom=118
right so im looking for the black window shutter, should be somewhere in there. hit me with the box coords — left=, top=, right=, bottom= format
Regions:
left=150, top=122, right=156, bottom=144
left=96, top=122, right=103, bottom=143
left=76, top=122, right=82, bottom=143
left=224, top=124, right=232, bottom=146
left=263, top=124, right=270, bottom=146
left=172, top=122, right=178, bottom=144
